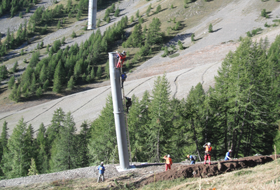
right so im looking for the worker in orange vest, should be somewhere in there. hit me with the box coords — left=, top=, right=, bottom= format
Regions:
left=116, top=51, right=126, bottom=68
left=203, top=142, right=212, bottom=165
left=163, top=154, right=172, bottom=171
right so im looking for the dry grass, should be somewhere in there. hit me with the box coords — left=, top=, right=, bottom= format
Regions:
left=140, top=159, right=280, bottom=190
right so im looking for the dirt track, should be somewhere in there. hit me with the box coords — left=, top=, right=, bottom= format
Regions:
left=126, top=156, right=280, bottom=189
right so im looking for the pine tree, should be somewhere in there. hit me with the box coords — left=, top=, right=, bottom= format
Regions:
left=146, top=17, right=162, bottom=45
left=12, top=61, right=18, bottom=73
left=1, top=118, right=29, bottom=178
left=0, top=121, right=8, bottom=176
left=50, top=112, right=78, bottom=172
left=96, top=66, right=102, bottom=79
left=67, top=76, right=74, bottom=90
left=8, top=75, right=15, bottom=89
left=88, top=95, right=118, bottom=165
left=46, top=108, right=66, bottom=146
left=208, top=23, right=213, bottom=33
left=147, top=74, right=171, bottom=162
left=27, top=158, right=38, bottom=176
left=76, top=121, right=90, bottom=168
left=53, top=61, right=64, bottom=93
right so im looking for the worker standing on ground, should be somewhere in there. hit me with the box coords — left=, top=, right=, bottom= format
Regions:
left=116, top=50, right=126, bottom=68
left=186, top=155, right=197, bottom=165
left=224, top=149, right=232, bottom=161
left=203, top=142, right=212, bottom=165
left=163, top=154, right=173, bottom=171
left=121, top=72, right=127, bottom=88
left=97, top=162, right=105, bottom=183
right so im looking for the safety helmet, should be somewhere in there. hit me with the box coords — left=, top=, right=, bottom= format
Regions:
left=208, top=142, right=211, bottom=146
left=167, top=154, right=170, bottom=158
left=122, top=50, right=126, bottom=53
left=116, top=51, right=118, bottom=53
left=124, top=72, right=126, bottom=74
left=101, top=162, right=104, bottom=165
left=229, top=149, right=232, bottom=152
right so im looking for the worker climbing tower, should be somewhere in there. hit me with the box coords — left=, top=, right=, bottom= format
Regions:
left=108, top=52, right=130, bottom=170
left=88, top=0, right=97, bottom=30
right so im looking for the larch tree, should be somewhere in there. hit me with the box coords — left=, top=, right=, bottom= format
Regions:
left=50, top=112, right=78, bottom=172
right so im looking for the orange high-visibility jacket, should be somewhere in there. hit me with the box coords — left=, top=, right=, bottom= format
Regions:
left=164, top=156, right=173, bottom=165
left=205, top=146, right=212, bottom=153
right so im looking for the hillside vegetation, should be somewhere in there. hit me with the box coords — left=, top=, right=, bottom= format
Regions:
left=0, top=35, right=280, bottom=180
left=0, top=0, right=280, bottom=186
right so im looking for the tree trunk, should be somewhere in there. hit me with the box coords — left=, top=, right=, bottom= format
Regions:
left=231, top=128, right=237, bottom=157
left=157, top=127, right=160, bottom=162
left=248, top=124, right=255, bottom=156
left=191, top=118, right=202, bottom=161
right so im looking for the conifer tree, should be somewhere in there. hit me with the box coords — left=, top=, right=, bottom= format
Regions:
left=67, top=76, right=74, bottom=90
left=8, top=75, right=15, bottom=89
left=1, top=118, right=29, bottom=178
left=147, top=74, right=171, bottom=162
left=146, top=17, right=162, bottom=45
left=88, top=95, right=118, bottom=165
left=53, top=61, right=64, bottom=93
left=46, top=108, right=66, bottom=146
left=27, top=158, right=38, bottom=176
left=96, top=66, right=102, bottom=79
left=50, top=112, right=78, bottom=172
left=76, top=121, right=90, bottom=168
left=0, top=121, right=8, bottom=176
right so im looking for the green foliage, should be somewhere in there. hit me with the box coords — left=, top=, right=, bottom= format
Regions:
left=171, top=4, right=174, bottom=9
left=146, top=4, right=152, bottom=16
left=57, top=20, right=61, bottom=29
left=261, top=9, right=267, bottom=18
left=264, top=22, right=270, bottom=27
left=125, top=24, right=143, bottom=48
left=36, top=87, right=42, bottom=97
left=88, top=95, right=118, bottom=165
left=114, top=7, right=120, bottom=17
left=28, top=158, right=38, bottom=176
left=67, top=76, right=75, bottom=90
left=50, top=112, right=78, bottom=172
left=191, top=33, right=195, bottom=42
left=146, top=17, right=163, bottom=45
left=0, top=65, right=8, bottom=82
left=1, top=118, right=30, bottom=178
left=178, top=40, right=184, bottom=50
left=155, top=5, right=161, bottom=14
left=8, top=75, right=15, bottom=89
left=96, top=66, right=102, bottom=79
left=208, top=23, right=213, bottom=33
left=106, top=16, right=110, bottom=23
left=71, top=31, right=77, bottom=38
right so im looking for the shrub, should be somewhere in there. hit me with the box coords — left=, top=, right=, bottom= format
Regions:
left=155, top=5, right=161, bottom=14
left=191, top=33, right=195, bottom=42
left=71, top=31, right=76, bottom=38
left=208, top=23, right=213, bottom=33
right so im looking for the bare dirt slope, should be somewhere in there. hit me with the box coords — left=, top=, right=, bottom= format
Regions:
left=1, top=155, right=279, bottom=188
left=1, top=0, right=280, bottom=134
